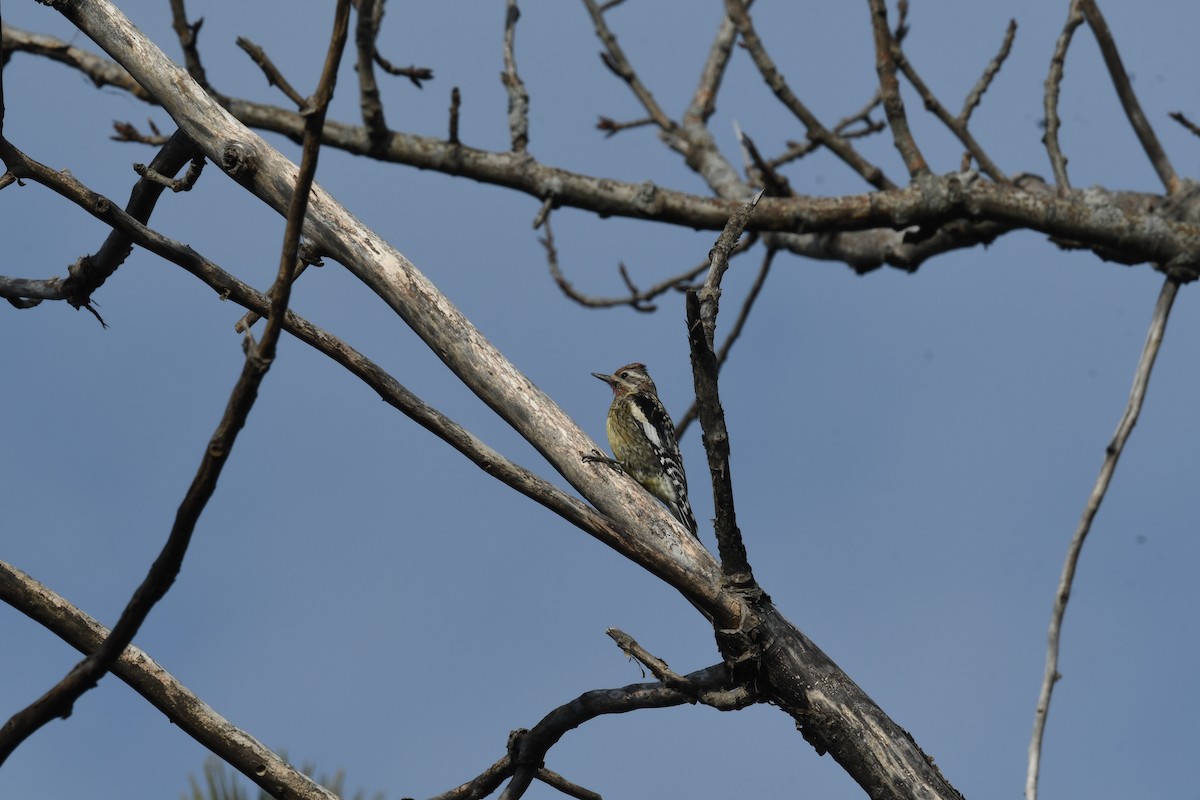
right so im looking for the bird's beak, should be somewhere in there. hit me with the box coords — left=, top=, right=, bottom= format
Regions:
left=592, top=372, right=615, bottom=385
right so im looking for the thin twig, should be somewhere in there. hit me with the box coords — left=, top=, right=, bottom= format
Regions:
left=697, top=191, right=762, bottom=345
left=534, top=769, right=602, bottom=800
left=735, top=122, right=792, bottom=196
left=581, top=0, right=675, bottom=132
left=1043, top=0, right=1085, bottom=194
left=676, top=247, right=774, bottom=438
left=371, top=54, right=434, bottom=87
left=725, top=0, right=894, bottom=190
left=607, top=628, right=686, bottom=686
left=683, top=1, right=747, bottom=123
left=168, top=0, right=216, bottom=95
left=448, top=86, right=461, bottom=144
left=891, top=39, right=1007, bottom=181
left=1078, top=0, right=1179, bottom=194
left=769, top=94, right=885, bottom=169
left=1168, top=111, right=1200, bottom=138
left=236, top=37, right=307, bottom=109
left=258, top=0, right=350, bottom=355
left=603, top=628, right=753, bottom=710
left=501, top=0, right=530, bottom=152
left=717, top=245, right=775, bottom=357
left=543, top=213, right=753, bottom=311
left=355, top=0, right=389, bottom=149
left=1025, top=275, right=1181, bottom=800
left=132, top=155, right=204, bottom=192
left=866, top=0, right=927, bottom=177
left=111, top=119, right=170, bottom=145
left=531, top=195, right=554, bottom=229
left=959, top=19, right=1017, bottom=125
left=595, top=115, right=655, bottom=137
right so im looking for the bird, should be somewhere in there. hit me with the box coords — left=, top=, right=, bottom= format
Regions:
left=588, top=362, right=698, bottom=537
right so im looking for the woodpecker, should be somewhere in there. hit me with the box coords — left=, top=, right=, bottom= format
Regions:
left=588, top=363, right=698, bottom=537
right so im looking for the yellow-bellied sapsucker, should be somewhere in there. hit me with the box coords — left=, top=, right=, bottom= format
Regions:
left=588, top=362, right=698, bottom=537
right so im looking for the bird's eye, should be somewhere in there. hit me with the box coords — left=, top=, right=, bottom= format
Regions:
left=619, top=371, right=628, bottom=379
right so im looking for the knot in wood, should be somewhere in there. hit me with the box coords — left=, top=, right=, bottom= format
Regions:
left=633, top=180, right=658, bottom=213
left=221, top=141, right=258, bottom=180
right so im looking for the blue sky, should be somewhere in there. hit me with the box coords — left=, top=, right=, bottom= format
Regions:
left=2, top=2, right=1199, bottom=799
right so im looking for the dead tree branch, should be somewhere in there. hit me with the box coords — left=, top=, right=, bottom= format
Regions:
left=1079, top=0, right=1179, bottom=194
left=1043, top=1, right=1084, bottom=194
left=1024, top=275, right=1183, bottom=800
left=866, top=0, right=928, bottom=177
left=501, top=0, right=530, bottom=152
left=726, top=0, right=894, bottom=191
left=0, top=561, right=340, bottom=800
left=0, top=0, right=351, bottom=765
left=5, top=25, right=1199, bottom=274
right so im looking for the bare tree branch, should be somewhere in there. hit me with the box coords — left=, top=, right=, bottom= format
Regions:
left=0, top=0, right=350, bottom=766
left=891, top=35, right=1008, bottom=181
left=1, top=119, right=195, bottom=315
left=111, top=118, right=170, bottom=144
left=866, top=0, right=928, bottom=177
left=0, top=561, right=340, bottom=800
left=1043, top=0, right=1085, bottom=194
left=5, top=4, right=1194, bottom=798
left=372, top=54, right=434, bottom=87
left=1025, top=6, right=1191, bottom=790
left=236, top=36, right=307, bottom=109
left=683, top=1, right=746, bottom=124
left=5, top=5, right=973, bottom=796
left=133, top=153, right=205, bottom=192
left=725, top=0, right=895, bottom=191
left=1079, top=0, right=1180, bottom=195
left=1168, top=110, right=1200, bottom=138
left=449, top=85, right=461, bottom=143
left=735, top=123, right=793, bottom=196
left=5, top=24, right=1198, bottom=274
left=355, top=0, right=389, bottom=149
left=234, top=244, right=323, bottom=333
left=581, top=0, right=675, bottom=133
left=687, top=191, right=761, bottom=580
left=676, top=247, right=774, bottom=438
left=960, top=19, right=1017, bottom=124
left=1025, top=275, right=1183, bottom=800
left=605, top=628, right=756, bottom=709
left=542, top=212, right=752, bottom=311
left=595, top=114, right=654, bottom=137
left=501, top=0, right=530, bottom=152
left=498, top=664, right=732, bottom=800
left=58, top=4, right=738, bottom=624
left=531, top=769, right=601, bottom=800
left=168, top=0, right=216, bottom=94
left=0, top=141, right=628, bottom=562
left=0, top=24, right=152, bottom=100
left=768, top=93, right=885, bottom=170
